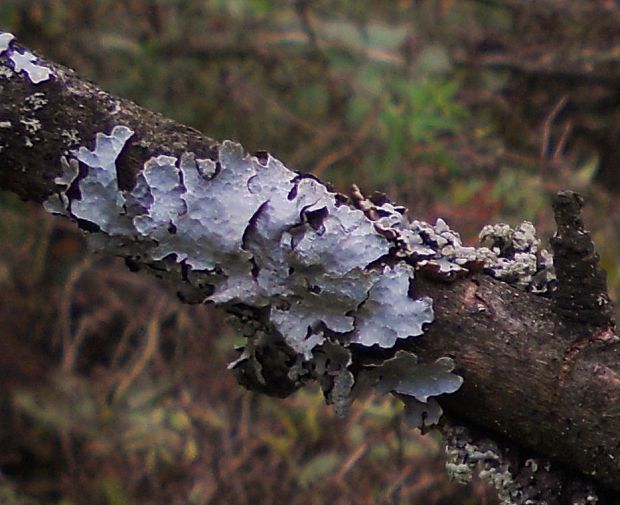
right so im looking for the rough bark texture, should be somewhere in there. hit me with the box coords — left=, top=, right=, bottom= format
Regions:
left=1, top=35, right=620, bottom=503
left=0, top=39, right=217, bottom=203
left=414, top=275, right=619, bottom=499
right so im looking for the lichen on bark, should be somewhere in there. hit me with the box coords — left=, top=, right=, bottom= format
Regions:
left=36, top=115, right=568, bottom=429
left=3, top=30, right=620, bottom=497
left=42, top=123, right=464, bottom=426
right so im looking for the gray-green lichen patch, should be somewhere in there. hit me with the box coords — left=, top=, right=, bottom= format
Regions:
left=0, top=31, right=15, bottom=80
left=351, top=188, right=556, bottom=294
left=444, top=424, right=599, bottom=505
left=44, top=125, right=465, bottom=429
left=479, top=222, right=556, bottom=293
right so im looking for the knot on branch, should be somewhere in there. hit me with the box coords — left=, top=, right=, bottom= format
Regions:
left=550, top=190, right=615, bottom=329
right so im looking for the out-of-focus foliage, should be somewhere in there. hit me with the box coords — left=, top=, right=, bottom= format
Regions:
left=1, top=0, right=620, bottom=504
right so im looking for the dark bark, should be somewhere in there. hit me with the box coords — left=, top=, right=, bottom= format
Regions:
left=0, top=39, right=216, bottom=203
left=414, top=275, right=619, bottom=496
left=1, top=34, right=620, bottom=501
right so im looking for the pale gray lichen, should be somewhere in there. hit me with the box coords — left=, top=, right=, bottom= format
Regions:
left=293, top=202, right=389, bottom=276
left=351, top=264, right=434, bottom=348
left=37, top=129, right=561, bottom=443
left=61, top=128, right=81, bottom=148
left=44, top=125, right=468, bottom=429
left=360, top=350, right=462, bottom=429
left=170, top=143, right=267, bottom=270
left=370, top=351, right=463, bottom=401
left=0, top=32, right=14, bottom=55
left=402, top=397, right=444, bottom=429
left=24, top=92, right=48, bottom=112
left=313, top=342, right=355, bottom=416
left=42, top=156, right=79, bottom=216
left=20, top=117, right=41, bottom=135
left=270, top=300, right=329, bottom=358
left=9, top=48, right=53, bottom=84
left=530, top=248, right=556, bottom=295
left=131, top=154, right=186, bottom=240
left=71, top=125, right=135, bottom=235
left=0, top=65, right=13, bottom=79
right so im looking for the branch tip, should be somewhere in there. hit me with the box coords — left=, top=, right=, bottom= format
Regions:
left=550, top=191, right=615, bottom=329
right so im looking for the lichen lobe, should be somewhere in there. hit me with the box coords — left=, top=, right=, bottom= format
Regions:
left=0, top=31, right=52, bottom=84
left=43, top=123, right=559, bottom=430
left=0, top=32, right=15, bottom=55
left=43, top=125, right=466, bottom=428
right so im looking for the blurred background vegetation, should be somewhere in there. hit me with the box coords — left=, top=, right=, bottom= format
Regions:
left=1, top=1, right=620, bottom=504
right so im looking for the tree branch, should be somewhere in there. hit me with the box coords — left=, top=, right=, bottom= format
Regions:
left=1, top=32, right=619, bottom=502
